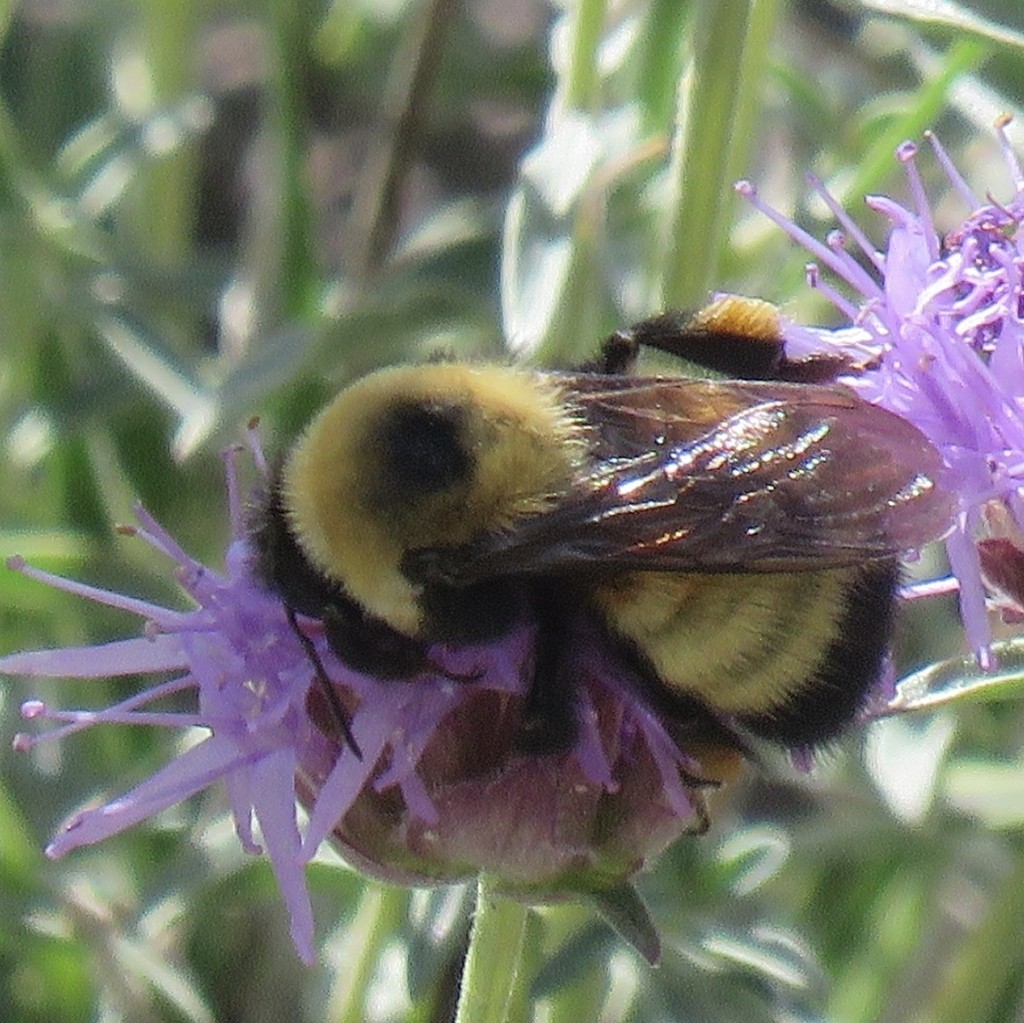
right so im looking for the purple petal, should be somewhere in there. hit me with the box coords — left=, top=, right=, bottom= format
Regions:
left=7, top=557, right=188, bottom=627
left=301, top=708, right=394, bottom=858
left=249, top=750, right=316, bottom=965
left=0, top=634, right=187, bottom=678
left=224, top=768, right=263, bottom=855
left=46, top=735, right=258, bottom=857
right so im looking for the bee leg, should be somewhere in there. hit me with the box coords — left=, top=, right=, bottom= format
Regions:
left=590, top=325, right=642, bottom=375
left=423, top=660, right=484, bottom=684
left=515, top=589, right=580, bottom=754
left=610, top=301, right=868, bottom=382
left=516, top=670, right=579, bottom=753
left=684, top=790, right=712, bottom=835
left=590, top=306, right=793, bottom=378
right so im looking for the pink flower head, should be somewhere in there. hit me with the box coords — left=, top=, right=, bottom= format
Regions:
left=738, top=118, right=1024, bottom=663
left=1, top=438, right=730, bottom=963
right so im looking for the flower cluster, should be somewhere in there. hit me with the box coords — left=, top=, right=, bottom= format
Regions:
left=739, top=117, right=1024, bottom=661
left=0, top=441, right=726, bottom=963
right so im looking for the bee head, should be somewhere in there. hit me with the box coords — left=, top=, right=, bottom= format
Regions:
left=281, top=363, right=583, bottom=634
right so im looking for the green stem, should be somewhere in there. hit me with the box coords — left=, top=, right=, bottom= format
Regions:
left=564, top=0, right=606, bottom=112
left=635, top=0, right=691, bottom=132
left=266, top=0, right=318, bottom=319
left=348, top=0, right=458, bottom=279
left=659, top=0, right=779, bottom=309
left=454, top=877, right=533, bottom=1023
left=136, top=0, right=198, bottom=270
left=325, top=884, right=407, bottom=1023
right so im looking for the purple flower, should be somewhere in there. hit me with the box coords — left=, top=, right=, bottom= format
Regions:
left=1, top=438, right=727, bottom=963
left=738, top=118, right=1024, bottom=663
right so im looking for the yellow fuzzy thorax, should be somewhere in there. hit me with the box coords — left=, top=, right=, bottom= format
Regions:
left=283, top=362, right=585, bottom=636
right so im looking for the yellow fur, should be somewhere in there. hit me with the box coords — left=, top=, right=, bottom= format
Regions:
left=591, top=568, right=853, bottom=713
left=283, top=363, right=584, bottom=635
left=691, top=295, right=780, bottom=342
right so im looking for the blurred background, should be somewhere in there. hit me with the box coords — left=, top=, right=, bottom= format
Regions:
left=2, top=0, right=1024, bottom=1020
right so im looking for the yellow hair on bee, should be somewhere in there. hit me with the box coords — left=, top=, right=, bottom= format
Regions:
left=690, top=295, right=780, bottom=342
left=283, top=363, right=585, bottom=635
left=592, top=568, right=856, bottom=715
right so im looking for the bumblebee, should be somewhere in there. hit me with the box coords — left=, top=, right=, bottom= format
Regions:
left=254, top=296, right=951, bottom=753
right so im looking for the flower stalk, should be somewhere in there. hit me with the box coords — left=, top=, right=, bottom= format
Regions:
left=454, top=876, right=533, bottom=1023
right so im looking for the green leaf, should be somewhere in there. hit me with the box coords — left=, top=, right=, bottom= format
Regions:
left=94, top=315, right=217, bottom=460
left=838, top=36, right=988, bottom=207
left=699, top=923, right=821, bottom=990
left=886, top=638, right=1024, bottom=713
left=715, top=825, right=791, bottom=895
left=858, top=0, right=1024, bottom=50
left=585, top=883, right=660, bottom=965
left=944, top=757, right=1024, bottom=828
left=108, top=931, right=215, bottom=1023
left=500, top=106, right=643, bottom=364
left=531, top=922, right=613, bottom=999
left=863, top=715, right=956, bottom=824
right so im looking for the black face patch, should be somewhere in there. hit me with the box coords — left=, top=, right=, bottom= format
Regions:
left=375, top=400, right=473, bottom=502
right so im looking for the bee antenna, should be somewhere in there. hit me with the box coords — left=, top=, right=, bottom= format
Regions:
left=284, top=605, right=363, bottom=760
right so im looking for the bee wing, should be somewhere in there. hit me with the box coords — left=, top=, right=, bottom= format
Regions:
left=405, top=376, right=953, bottom=584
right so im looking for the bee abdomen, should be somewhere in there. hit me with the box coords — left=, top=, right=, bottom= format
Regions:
left=737, top=561, right=899, bottom=746
left=593, top=563, right=899, bottom=746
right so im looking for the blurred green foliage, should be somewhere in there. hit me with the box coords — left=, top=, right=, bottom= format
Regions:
left=2, top=1, right=1024, bottom=1020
